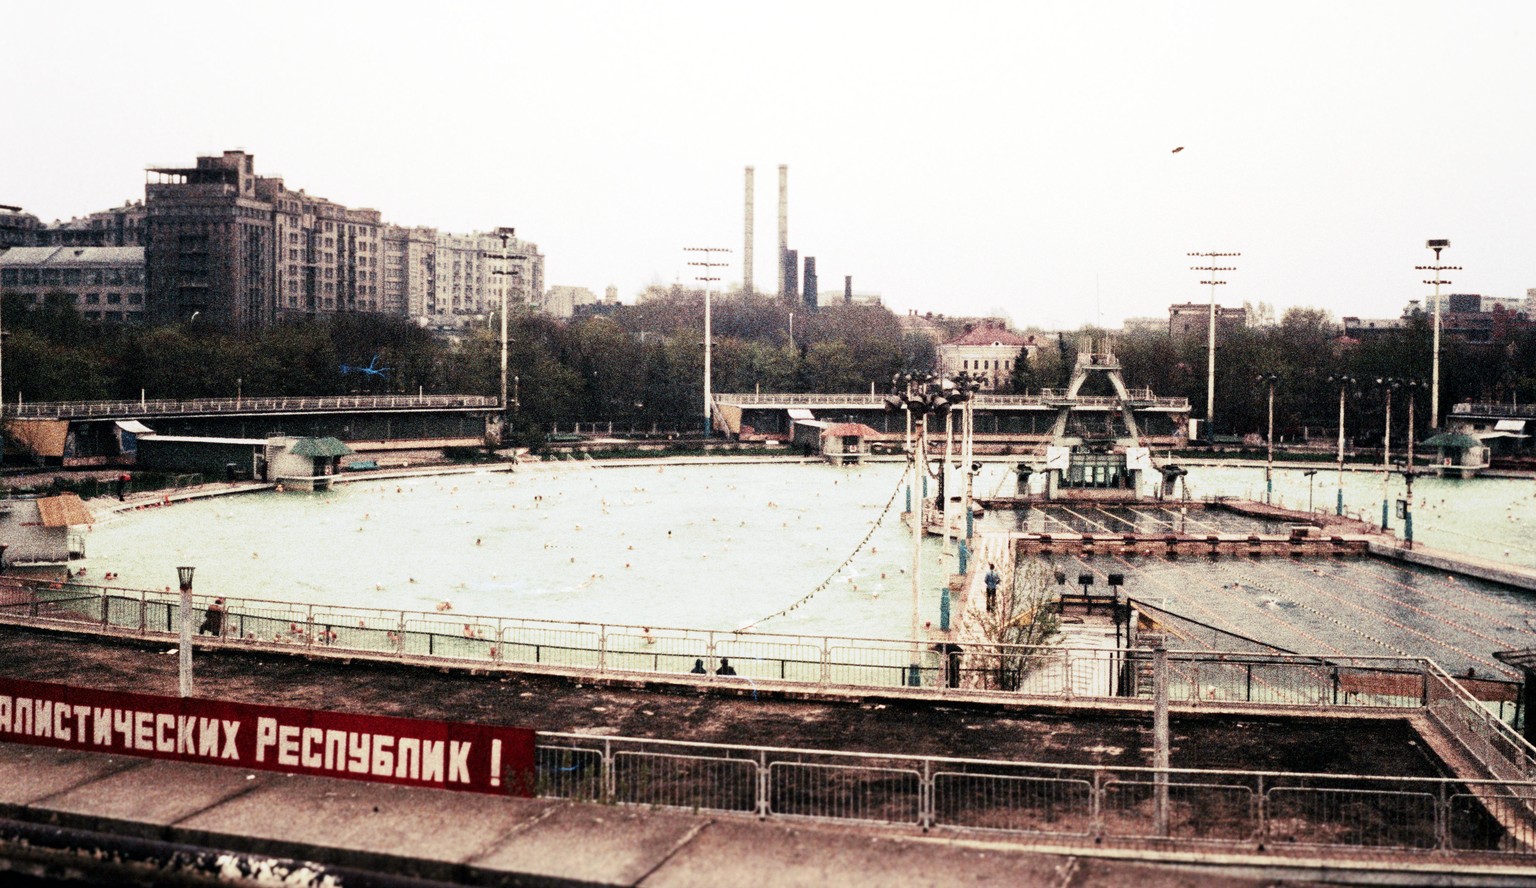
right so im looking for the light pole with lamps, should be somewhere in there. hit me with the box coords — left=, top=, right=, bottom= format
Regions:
left=1189, top=251, right=1240, bottom=440
left=1375, top=377, right=1400, bottom=531
left=177, top=566, right=196, bottom=697
left=1257, top=373, right=1279, bottom=504
left=1415, top=239, right=1458, bottom=429
left=684, top=247, right=731, bottom=437
left=1328, top=374, right=1356, bottom=516
left=488, top=227, right=525, bottom=439
left=885, top=372, right=953, bottom=687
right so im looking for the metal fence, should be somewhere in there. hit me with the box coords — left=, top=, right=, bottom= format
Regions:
left=0, top=577, right=1483, bottom=709
left=532, top=733, right=1536, bottom=858
left=11, top=394, right=497, bottom=420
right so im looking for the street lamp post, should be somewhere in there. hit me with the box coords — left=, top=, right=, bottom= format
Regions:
left=1415, top=239, right=1459, bottom=430
left=1189, top=252, right=1240, bottom=440
left=1328, top=375, right=1355, bottom=516
left=1304, top=469, right=1317, bottom=515
left=1402, top=379, right=1423, bottom=548
left=685, top=247, right=731, bottom=437
left=177, top=566, right=196, bottom=698
left=1257, top=373, right=1279, bottom=504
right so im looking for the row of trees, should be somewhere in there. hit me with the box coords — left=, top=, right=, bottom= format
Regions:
left=1016, top=307, right=1536, bottom=442
left=6, top=290, right=1533, bottom=445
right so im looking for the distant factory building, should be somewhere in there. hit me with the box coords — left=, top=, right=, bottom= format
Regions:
left=1168, top=302, right=1246, bottom=337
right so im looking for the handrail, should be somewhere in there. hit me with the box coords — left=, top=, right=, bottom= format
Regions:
left=10, top=394, right=498, bottom=419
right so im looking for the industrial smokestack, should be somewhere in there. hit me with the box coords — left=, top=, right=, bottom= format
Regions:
left=803, top=256, right=818, bottom=310
left=783, top=249, right=799, bottom=303
left=777, top=164, right=788, bottom=298
left=845, top=275, right=852, bottom=305
left=743, top=166, right=754, bottom=295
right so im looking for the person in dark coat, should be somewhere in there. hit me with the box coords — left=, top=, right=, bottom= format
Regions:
left=716, top=658, right=737, bottom=676
left=690, top=659, right=707, bottom=674
left=198, top=598, right=225, bottom=636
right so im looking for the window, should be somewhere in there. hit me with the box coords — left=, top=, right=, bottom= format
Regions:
left=107, top=293, right=122, bottom=304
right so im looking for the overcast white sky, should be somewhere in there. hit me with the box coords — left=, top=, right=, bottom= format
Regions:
left=4, top=1, right=1533, bottom=328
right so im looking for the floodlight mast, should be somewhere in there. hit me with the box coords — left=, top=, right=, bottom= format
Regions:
left=685, top=247, right=731, bottom=436
left=1415, top=239, right=1458, bottom=429
left=1188, top=252, right=1240, bottom=439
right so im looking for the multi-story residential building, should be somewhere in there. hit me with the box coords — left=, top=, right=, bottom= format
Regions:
left=1168, top=302, right=1246, bottom=337
left=0, top=207, right=43, bottom=249
left=937, top=320, right=1038, bottom=390
left=144, top=150, right=543, bottom=329
left=37, top=201, right=148, bottom=247
left=0, top=246, right=147, bottom=322
left=545, top=285, right=598, bottom=319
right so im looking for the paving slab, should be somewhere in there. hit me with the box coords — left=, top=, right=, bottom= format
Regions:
left=0, top=743, right=144, bottom=809
left=172, top=769, right=559, bottom=879
left=37, top=756, right=276, bottom=840
left=471, top=801, right=709, bottom=885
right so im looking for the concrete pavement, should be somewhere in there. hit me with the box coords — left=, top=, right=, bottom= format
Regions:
left=6, top=741, right=1536, bottom=887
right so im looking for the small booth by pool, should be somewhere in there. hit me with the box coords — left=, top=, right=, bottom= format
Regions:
left=1420, top=431, right=1490, bottom=479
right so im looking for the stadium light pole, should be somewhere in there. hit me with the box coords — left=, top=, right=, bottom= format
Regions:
left=1415, top=240, right=1458, bottom=430
left=489, top=228, right=526, bottom=438
left=685, top=247, right=731, bottom=437
left=1189, top=252, right=1239, bottom=439
left=1329, top=375, right=1355, bottom=516
left=1257, top=373, right=1279, bottom=504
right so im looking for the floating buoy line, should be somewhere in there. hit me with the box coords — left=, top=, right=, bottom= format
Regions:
left=736, top=469, right=908, bottom=633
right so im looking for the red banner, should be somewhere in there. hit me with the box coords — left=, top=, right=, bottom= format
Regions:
left=0, top=677, right=535, bottom=796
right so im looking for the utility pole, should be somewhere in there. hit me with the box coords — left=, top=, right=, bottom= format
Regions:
left=684, top=247, right=731, bottom=437
left=488, top=227, right=525, bottom=438
left=1188, top=252, right=1239, bottom=440
left=1416, top=240, right=1458, bottom=429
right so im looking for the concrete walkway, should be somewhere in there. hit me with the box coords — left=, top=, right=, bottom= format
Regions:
left=4, top=741, right=1532, bottom=887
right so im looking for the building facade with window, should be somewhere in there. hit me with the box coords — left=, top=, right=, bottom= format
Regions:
left=0, top=246, right=147, bottom=323
left=143, top=150, right=544, bottom=330
left=937, top=321, right=1038, bottom=390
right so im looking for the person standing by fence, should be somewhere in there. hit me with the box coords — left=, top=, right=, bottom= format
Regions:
left=984, top=564, right=1001, bottom=612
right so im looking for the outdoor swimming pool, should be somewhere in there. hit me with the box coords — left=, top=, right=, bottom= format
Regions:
left=81, top=458, right=1536, bottom=673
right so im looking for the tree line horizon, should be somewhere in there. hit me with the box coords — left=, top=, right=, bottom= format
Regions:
left=6, top=289, right=1531, bottom=447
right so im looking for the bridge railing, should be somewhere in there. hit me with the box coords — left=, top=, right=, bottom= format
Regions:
left=717, top=392, right=1190, bottom=410
left=10, top=394, right=498, bottom=419
left=531, top=733, right=1536, bottom=858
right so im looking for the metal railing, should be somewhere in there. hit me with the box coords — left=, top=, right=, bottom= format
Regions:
left=532, top=733, right=1536, bottom=858
left=0, top=578, right=1492, bottom=717
left=1452, top=402, right=1536, bottom=418
left=718, top=392, right=1190, bottom=410
left=11, top=394, right=497, bottom=419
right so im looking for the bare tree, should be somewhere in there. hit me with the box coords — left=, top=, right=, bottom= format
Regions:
left=976, top=558, right=1060, bottom=691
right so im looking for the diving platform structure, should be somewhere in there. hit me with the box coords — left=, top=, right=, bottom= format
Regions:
left=1024, top=342, right=1179, bottom=503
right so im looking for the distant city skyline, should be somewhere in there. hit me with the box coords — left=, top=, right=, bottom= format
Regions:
left=4, top=1, right=1534, bottom=329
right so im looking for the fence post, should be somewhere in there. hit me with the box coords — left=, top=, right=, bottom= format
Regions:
left=757, top=749, right=770, bottom=819
left=919, top=758, right=934, bottom=832
left=138, top=589, right=147, bottom=633
left=819, top=637, right=830, bottom=687
left=100, top=589, right=110, bottom=629
left=601, top=738, right=616, bottom=804
left=397, top=610, right=407, bottom=656
left=1153, top=637, right=1170, bottom=838
left=1256, top=774, right=1268, bottom=846
left=598, top=625, right=607, bottom=674
left=1435, top=781, right=1449, bottom=850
